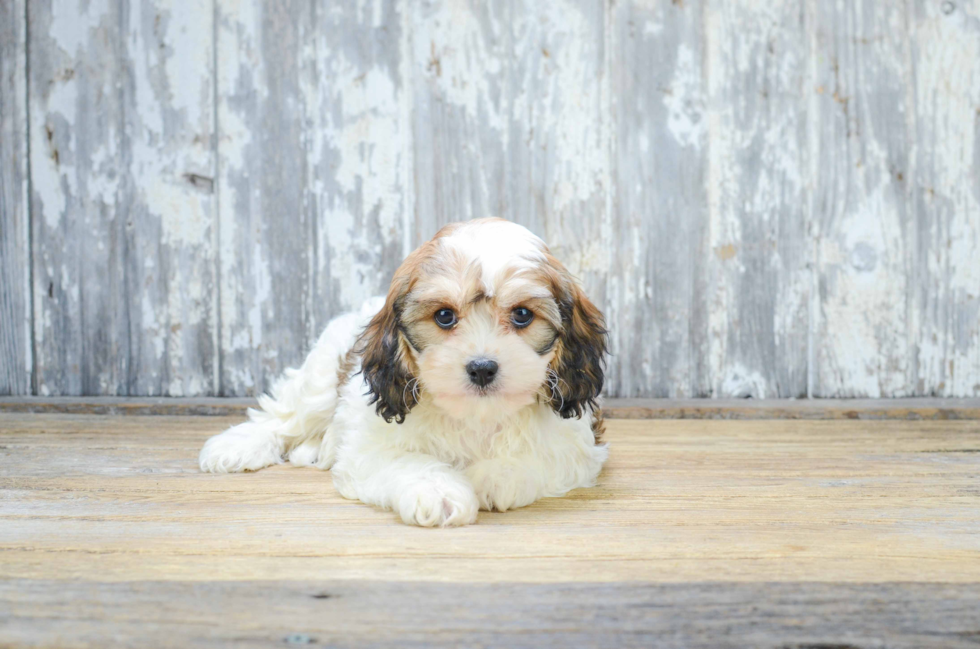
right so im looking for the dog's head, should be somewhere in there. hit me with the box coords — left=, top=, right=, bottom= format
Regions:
left=356, top=218, right=606, bottom=423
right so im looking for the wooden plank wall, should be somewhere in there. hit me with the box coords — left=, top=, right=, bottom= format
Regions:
left=1, top=0, right=978, bottom=399
left=0, top=0, right=31, bottom=395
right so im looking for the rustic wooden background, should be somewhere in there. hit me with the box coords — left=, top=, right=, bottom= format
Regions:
left=1, top=0, right=978, bottom=399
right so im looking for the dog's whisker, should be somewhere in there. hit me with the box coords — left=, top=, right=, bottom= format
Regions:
left=551, top=370, right=569, bottom=396
left=402, top=378, right=421, bottom=410
left=542, top=369, right=564, bottom=412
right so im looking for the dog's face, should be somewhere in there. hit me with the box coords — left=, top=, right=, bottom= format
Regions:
left=357, top=218, right=606, bottom=423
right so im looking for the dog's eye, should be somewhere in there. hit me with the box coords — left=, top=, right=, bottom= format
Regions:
left=511, top=307, right=534, bottom=328
left=434, top=308, right=457, bottom=329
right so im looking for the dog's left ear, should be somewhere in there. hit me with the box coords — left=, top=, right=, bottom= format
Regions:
left=548, top=264, right=607, bottom=419
left=355, top=281, right=418, bottom=424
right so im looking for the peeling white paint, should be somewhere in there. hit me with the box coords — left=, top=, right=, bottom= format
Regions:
left=413, top=0, right=506, bottom=133
left=12, top=0, right=980, bottom=399
left=313, top=1, right=411, bottom=316
left=721, top=363, right=768, bottom=399
left=643, top=20, right=664, bottom=37
left=705, top=0, right=809, bottom=398
left=664, top=44, right=705, bottom=149
left=819, top=182, right=910, bottom=398
left=249, top=240, right=270, bottom=349
left=513, top=0, right=608, bottom=215
left=49, top=0, right=108, bottom=57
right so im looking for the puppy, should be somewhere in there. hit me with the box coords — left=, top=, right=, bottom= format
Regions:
left=199, top=218, right=608, bottom=527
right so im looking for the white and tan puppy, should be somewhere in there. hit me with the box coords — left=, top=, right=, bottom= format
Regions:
left=199, top=218, right=608, bottom=527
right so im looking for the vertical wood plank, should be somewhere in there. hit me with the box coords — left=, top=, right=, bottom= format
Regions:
left=311, top=0, right=413, bottom=325
left=0, top=0, right=31, bottom=395
left=218, top=0, right=412, bottom=396
left=704, top=0, right=809, bottom=397
left=29, top=0, right=217, bottom=396
left=909, top=0, right=980, bottom=397
left=216, top=0, right=316, bottom=396
left=503, top=0, right=610, bottom=314
left=411, top=0, right=610, bottom=381
left=410, top=0, right=509, bottom=237
left=808, top=0, right=914, bottom=397
left=610, top=0, right=709, bottom=397
left=409, top=0, right=609, bottom=251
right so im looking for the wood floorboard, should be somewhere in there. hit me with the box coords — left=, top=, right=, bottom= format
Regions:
left=3, top=396, right=980, bottom=420
left=1, top=412, right=979, bottom=647
left=3, top=580, right=980, bottom=649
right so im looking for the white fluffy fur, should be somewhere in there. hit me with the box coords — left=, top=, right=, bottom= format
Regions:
left=199, top=221, right=608, bottom=527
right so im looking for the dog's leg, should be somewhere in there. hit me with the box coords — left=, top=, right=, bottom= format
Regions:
left=199, top=298, right=383, bottom=474
left=464, top=457, right=542, bottom=512
left=465, top=420, right=609, bottom=512
left=199, top=360, right=342, bottom=473
left=197, top=410, right=287, bottom=473
left=332, top=451, right=479, bottom=527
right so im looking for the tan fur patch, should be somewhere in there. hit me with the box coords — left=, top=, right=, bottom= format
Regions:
left=537, top=253, right=608, bottom=419
left=590, top=408, right=606, bottom=444
left=336, top=347, right=358, bottom=389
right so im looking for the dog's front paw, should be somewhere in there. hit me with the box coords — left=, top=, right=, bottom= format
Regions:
left=397, top=477, right=479, bottom=527
left=466, top=459, right=538, bottom=512
left=199, top=422, right=283, bottom=473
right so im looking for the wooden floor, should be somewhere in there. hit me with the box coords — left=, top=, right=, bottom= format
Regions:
left=2, top=412, right=980, bottom=647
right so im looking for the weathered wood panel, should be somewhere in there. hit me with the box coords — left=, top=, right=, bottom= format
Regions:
left=9, top=0, right=980, bottom=397
left=217, top=0, right=410, bottom=395
left=2, top=414, right=979, bottom=584
left=5, top=395, right=980, bottom=420
left=509, top=0, right=610, bottom=318
left=410, top=0, right=508, bottom=234
left=909, top=0, right=980, bottom=396
left=5, top=580, right=980, bottom=649
left=410, top=0, right=609, bottom=314
left=809, top=0, right=915, bottom=397
left=216, top=0, right=316, bottom=395
left=28, top=0, right=217, bottom=396
left=705, top=0, right=810, bottom=398
left=609, top=0, right=709, bottom=397
left=0, top=0, right=31, bottom=395
left=309, top=0, right=413, bottom=327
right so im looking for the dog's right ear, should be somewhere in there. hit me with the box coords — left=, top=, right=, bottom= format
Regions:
left=355, top=279, right=418, bottom=424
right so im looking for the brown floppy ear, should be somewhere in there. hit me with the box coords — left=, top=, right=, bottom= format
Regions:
left=549, top=270, right=607, bottom=419
left=355, top=281, right=418, bottom=424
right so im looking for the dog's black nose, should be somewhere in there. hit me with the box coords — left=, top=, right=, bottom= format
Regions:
left=466, top=358, right=499, bottom=388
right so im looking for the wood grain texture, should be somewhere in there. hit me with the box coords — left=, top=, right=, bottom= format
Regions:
left=8, top=0, right=980, bottom=398
left=909, top=0, right=980, bottom=397
left=4, top=396, right=980, bottom=419
left=217, top=0, right=411, bottom=396
left=216, top=0, right=316, bottom=396
left=0, top=0, right=31, bottom=395
left=411, top=0, right=610, bottom=307
left=3, top=580, right=980, bottom=649
left=609, top=0, right=709, bottom=398
left=309, top=0, right=413, bottom=329
left=27, top=0, right=217, bottom=397
left=808, top=0, right=915, bottom=397
left=2, top=413, right=979, bottom=584
left=705, top=0, right=809, bottom=398
left=3, top=413, right=979, bottom=646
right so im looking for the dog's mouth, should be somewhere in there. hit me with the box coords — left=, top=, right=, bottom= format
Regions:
left=468, top=384, right=500, bottom=398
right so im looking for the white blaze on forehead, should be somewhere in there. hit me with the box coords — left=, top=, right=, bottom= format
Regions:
left=441, top=220, right=547, bottom=295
